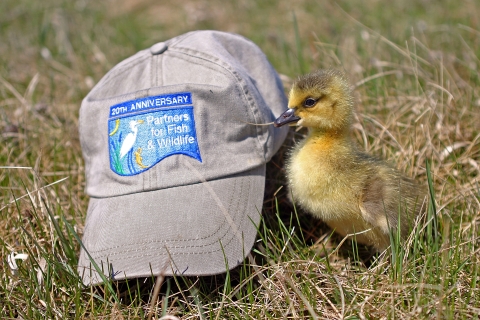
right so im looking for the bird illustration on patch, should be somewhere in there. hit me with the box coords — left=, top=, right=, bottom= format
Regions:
left=119, top=120, right=144, bottom=159
left=109, top=119, right=146, bottom=175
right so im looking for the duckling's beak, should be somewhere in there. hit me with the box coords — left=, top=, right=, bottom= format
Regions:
left=274, top=108, right=300, bottom=127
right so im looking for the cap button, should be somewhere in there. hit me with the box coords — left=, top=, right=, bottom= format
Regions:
left=150, top=42, right=168, bottom=55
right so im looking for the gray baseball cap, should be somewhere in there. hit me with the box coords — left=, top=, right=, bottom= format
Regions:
left=77, top=30, right=288, bottom=285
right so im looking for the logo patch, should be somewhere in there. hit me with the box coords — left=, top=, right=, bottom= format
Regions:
left=108, top=92, right=202, bottom=176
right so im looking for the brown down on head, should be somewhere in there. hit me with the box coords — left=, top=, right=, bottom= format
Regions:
left=274, top=69, right=426, bottom=251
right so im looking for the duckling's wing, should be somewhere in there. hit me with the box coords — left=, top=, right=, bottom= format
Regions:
left=359, top=165, right=421, bottom=238
left=359, top=172, right=392, bottom=235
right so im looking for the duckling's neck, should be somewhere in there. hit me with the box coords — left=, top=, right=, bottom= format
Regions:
left=306, top=127, right=351, bottom=141
left=303, top=127, right=353, bottom=153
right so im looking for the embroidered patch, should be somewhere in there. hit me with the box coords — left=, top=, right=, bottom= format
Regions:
left=108, top=92, right=202, bottom=176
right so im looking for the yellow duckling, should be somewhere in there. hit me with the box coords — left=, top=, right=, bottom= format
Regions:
left=274, top=69, right=425, bottom=251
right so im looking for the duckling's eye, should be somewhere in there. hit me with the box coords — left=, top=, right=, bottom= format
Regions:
left=304, top=98, right=316, bottom=108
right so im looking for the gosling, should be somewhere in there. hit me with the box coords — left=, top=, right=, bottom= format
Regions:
left=274, top=69, right=425, bottom=251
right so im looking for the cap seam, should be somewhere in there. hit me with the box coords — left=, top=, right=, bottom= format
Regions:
left=168, top=47, right=265, bottom=159
left=87, top=175, right=251, bottom=258
left=90, top=54, right=150, bottom=98
left=88, top=164, right=265, bottom=200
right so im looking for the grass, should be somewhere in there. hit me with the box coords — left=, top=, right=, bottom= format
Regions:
left=1, top=0, right=479, bottom=318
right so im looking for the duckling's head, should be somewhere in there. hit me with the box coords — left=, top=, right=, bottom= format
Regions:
left=274, top=69, right=354, bottom=132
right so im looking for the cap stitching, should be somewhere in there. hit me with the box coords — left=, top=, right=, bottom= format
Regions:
left=88, top=175, right=246, bottom=256
left=169, top=47, right=264, bottom=157
left=88, top=176, right=251, bottom=260
left=87, top=175, right=252, bottom=259
left=92, top=55, right=150, bottom=94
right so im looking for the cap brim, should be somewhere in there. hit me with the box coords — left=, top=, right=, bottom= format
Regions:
left=78, top=165, right=265, bottom=285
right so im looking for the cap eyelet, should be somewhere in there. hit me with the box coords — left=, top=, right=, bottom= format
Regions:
left=150, top=42, right=168, bottom=55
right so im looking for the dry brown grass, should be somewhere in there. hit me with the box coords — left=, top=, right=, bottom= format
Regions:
left=1, top=0, right=479, bottom=318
